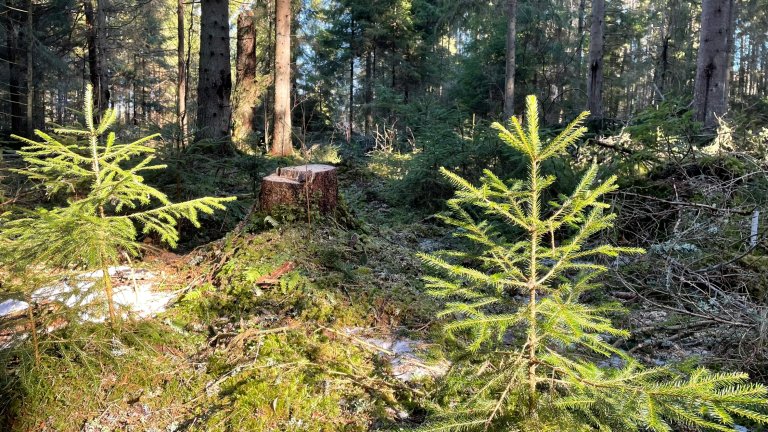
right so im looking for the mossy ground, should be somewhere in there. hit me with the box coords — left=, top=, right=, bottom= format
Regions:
left=0, top=158, right=447, bottom=431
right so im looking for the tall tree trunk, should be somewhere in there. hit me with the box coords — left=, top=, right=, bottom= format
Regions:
left=657, top=34, right=670, bottom=98
left=725, top=0, right=736, bottom=98
left=737, top=32, right=745, bottom=99
left=234, top=11, right=257, bottom=146
left=693, top=0, right=734, bottom=128
left=348, top=18, right=355, bottom=143
left=25, top=0, right=33, bottom=134
left=32, top=79, right=43, bottom=129
left=364, top=50, right=373, bottom=135
left=576, top=0, right=586, bottom=71
left=84, top=0, right=109, bottom=115
left=56, top=85, right=65, bottom=124
left=131, top=55, right=138, bottom=124
left=271, top=0, right=292, bottom=156
left=503, top=0, right=517, bottom=119
left=587, top=0, right=605, bottom=118
left=185, top=2, right=193, bottom=116
left=263, top=0, right=274, bottom=148
left=760, top=44, right=767, bottom=96
left=7, top=0, right=28, bottom=135
left=177, top=0, right=187, bottom=149
left=141, top=53, right=147, bottom=122
left=196, top=0, right=232, bottom=150
left=96, top=0, right=109, bottom=107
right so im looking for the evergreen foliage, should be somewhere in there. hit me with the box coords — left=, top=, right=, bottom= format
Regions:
left=377, top=98, right=577, bottom=210
left=416, top=95, right=768, bottom=431
left=0, top=85, right=235, bottom=324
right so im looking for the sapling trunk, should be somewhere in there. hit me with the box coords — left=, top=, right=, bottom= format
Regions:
left=101, top=255, right=117, bottom=324
left=90, top=119, right=117, bottom=326
left=97, top=206, right=117, bottom=325
left=26, top=299, right=41, bottom=367
left=527, top=157, right=540, bottom=417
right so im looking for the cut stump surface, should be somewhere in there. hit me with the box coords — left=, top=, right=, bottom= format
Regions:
left=259, top=164, right=338, bottom=215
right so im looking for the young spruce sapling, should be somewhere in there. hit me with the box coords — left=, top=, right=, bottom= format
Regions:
left=418, top=95, right=768, bottom=431
left=1, top=85, right=235, bottom=325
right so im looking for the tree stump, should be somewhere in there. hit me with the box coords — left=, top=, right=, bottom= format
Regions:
left=259, top=164, right=338, bottom=215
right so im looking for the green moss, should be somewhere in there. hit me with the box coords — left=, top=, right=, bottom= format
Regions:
left=0, top=170, right=445, bottom=431
left=0, top=321, right=205, bottom=431
left=193, top=331, right=378, bottom=431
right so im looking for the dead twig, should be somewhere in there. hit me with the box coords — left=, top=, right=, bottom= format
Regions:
left=226, top=322, right=301, bottom=352
left=254, top=261, right=296, bottom=286
left=613, top=190, right=754, bottom=215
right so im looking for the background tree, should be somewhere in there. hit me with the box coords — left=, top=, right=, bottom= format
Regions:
left=587, top=0, right=605, bottom=118
left=83, top=0, right=110, bottom=115
left=177, top=0, right=187, bottom=148
left=0, top=0, right=764, bottom=145
left=233, top=11, right=257, bottom=147
left=6, top=0, right=31, bottom=135
left=195, top=0, right=232, bottom=149
left=694, top=0, right=736, bottom=128
left=271, top=0, right=292, bottom=156
left=503, top=0, right=517, bottom=118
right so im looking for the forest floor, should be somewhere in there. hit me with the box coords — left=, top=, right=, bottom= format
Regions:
left=1, top=157, right=455, bottom=431
left=1, top=150, right=765, bottom=431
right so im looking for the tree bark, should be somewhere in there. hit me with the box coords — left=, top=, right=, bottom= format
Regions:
left=7, top=0, right=29, bottom=135
left=348, top=18, right=355, bottom=143
left=693, top=0, right=734, bottom=128
left=84, top=0, right=110, bottom=115
left=177, top=0, right=188, bottom=149
left=657, top=34, right=670, bottom=98
left=196, top=0, right=232, bottom=150
left=271, top=0, right=292, bottom=156
left=56, top=85, right=65, bottom=124
left=263, top=0, right=274, bottom=148
left=25, top=0, right=33, bottom=134
left=364, top=49, right=373, bottom=135
left=259, top=164, right=338, bottom=215
left=131, top=56, right=137, bottom=124
left=141, top=53, right=147, bottom=122
left=503, top=0, right=517, bottom=119
left=576, top=0, right=586, bottom=72
left=587, top=0, right=605, bottom=118
left=234, top=11, right=257, bottom=146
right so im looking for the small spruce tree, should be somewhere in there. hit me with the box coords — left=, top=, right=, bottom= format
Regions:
left=417, top=95, right=768, bottom=431
left=0, top=85, right=235, bottom=324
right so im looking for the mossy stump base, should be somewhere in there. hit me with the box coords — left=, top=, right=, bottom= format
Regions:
left=259, top=164, right=338, bottom=215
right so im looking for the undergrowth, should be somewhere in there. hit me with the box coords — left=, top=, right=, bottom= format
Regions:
left=0, top=321, right=204, bottom=431
left=165, top=220, right=442, bottom=431
left=1, top=199, right=445, bottom=431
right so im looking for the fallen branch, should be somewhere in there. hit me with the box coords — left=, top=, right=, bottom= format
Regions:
left=226, top=322, right=301, bottom=352
left=614, top=190, right=754, bottom=215
left=593, top=137, right=635, bottom=155
left=254, top=261, right=296, bottom=286
left=616, top=274, right=755, bottom=328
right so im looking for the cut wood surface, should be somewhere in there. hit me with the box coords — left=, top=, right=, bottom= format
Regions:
left=259, top=164, right=338, bottom=214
